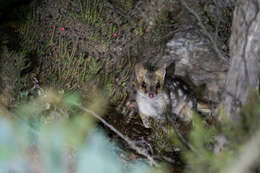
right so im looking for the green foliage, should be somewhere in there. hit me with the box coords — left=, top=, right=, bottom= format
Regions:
left=46, top=37, right=103, bottom=89
left=102, top=23, right=119, bottom=43
left=76, top=130, right=153, bottom=173
left=183, top=116, right=222, bottom=173
left=111, top=0, right=135, bottom=11
left=134, top=26, right=145, bottom=36
left=181, top=93, right=260, bottom=173
left=189, top=116, right=216, bottom=149
left=54, top=38, right=86, bottom=87
left=0, top=90, right=154, bottom=172
left=81, top=0, right=104, bottom=25
left=0, top=46, right=32, bottom=104
left=69, top=0, right=119, bottom=43
left=69, top=0, right=105, bottom=28
left=7, top=0, right=128, bottom=104
left=16, top=6, right=40, bottom=52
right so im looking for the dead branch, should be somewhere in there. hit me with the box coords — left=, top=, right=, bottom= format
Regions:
left=153, top=155, right=176, bottom=164
left=75, top=104, right=159, bottom=166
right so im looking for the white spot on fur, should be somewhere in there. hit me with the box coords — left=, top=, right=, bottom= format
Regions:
left=178, top=89, right=183, bottom=96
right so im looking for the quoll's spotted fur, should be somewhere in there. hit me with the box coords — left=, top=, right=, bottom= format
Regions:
left=135, top=63, right=210, bottom=128
left=165, top=75, right=197, bottom=122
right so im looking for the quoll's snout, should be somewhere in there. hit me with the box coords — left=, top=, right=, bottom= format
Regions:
left=147, top=85, right=156, bottom=98
left=148, top=93, right=154, bottom=98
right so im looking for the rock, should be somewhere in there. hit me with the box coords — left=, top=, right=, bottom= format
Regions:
left=163, top=28, right=228, bottom=103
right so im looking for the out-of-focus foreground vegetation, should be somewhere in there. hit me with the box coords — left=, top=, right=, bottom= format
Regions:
left=0, top=89, right=260, bottom=173
left=0, top=89, right=156, bottom=173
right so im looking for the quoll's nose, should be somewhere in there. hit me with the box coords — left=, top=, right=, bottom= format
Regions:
left=148, top=93, right=154, bottom=98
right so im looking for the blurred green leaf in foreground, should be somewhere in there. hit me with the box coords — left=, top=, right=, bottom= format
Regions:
left=0, top=89, right=154, bottom=173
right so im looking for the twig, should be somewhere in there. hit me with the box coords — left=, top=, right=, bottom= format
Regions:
left=75, top=104, right=158, bottom=166
left=180, top=1, right=229, bottom=64
left=213, top=0, right=220, bottom=41
left=153, top=155, right=176, bottom=164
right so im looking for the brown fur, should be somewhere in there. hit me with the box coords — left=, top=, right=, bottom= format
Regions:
left=135, top=63, right=166, bottom=97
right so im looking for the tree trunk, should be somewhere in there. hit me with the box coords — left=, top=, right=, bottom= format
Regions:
left=222, top=0, right=260, bottom=121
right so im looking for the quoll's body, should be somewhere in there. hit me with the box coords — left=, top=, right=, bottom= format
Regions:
left=165, top=76, right=197, bottom=122
left=135, top=63, right=207, bottom=128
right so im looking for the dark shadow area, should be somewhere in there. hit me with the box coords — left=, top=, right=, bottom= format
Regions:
left=0, top=0, right=32, bottom=22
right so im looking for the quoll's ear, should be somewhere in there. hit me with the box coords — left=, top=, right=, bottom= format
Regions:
left=155, top=64, right=166, bottom=80
left=135, top=63, right=146, bottom=82
left=166, top=61, right=175, bottom=77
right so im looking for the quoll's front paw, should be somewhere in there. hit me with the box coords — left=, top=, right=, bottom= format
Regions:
left=126, top=100, right=138, bottom=110
left=121, top=100, right=138, bottom=123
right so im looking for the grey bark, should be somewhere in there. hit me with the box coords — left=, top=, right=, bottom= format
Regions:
left=222, top=0, right=260, bottom=121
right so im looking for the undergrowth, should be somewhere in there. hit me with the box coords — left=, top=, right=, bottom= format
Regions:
left=169, top=91, right=260, bottom=173
left=1, top=1, right=259, bottom=172
left=0, top=89, right=156, bottom=172
left=1, top=89, right=259, bottom=173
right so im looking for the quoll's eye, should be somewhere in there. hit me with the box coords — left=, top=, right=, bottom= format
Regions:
left=141, top=81, right=146, bottom=88
left=156, top=82, right=160, bottom=89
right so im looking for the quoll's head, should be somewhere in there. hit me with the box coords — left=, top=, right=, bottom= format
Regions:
left=135, top=63, right=166, bottom=99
